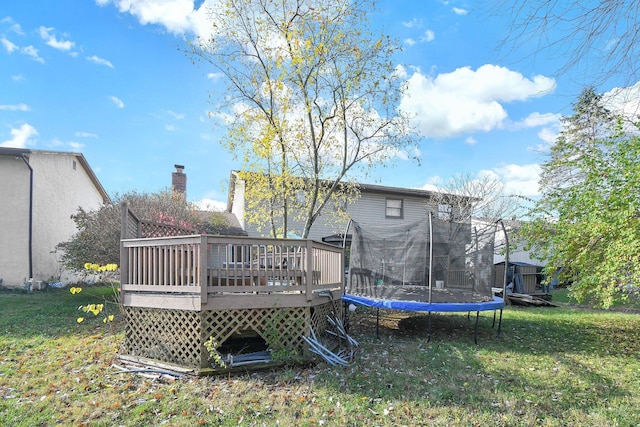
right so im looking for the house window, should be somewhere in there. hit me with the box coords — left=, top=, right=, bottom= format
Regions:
left=386, top=198, right=403, bottom=218
left=72, top=160, right=77, bottom=170
left=438, top=204, right=452, bottom=220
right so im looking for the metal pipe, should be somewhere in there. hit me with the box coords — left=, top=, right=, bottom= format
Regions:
left=499, top=219, right=510, bottom=302
left=19, top=154, right=33, bottom=281
left=428, top=212, right=433, bottom=304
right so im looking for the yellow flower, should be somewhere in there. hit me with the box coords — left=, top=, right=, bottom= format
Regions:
left=70, top=287, right=82, bottom=294
left=91, top=263, right=99, bottom=271
left=77, top=317, right=85, bottom=323
left=84, top=263, right=92, bottom=270
left=103, top=314, right=114, bottom=323
left=89, top=304, right=103, bottom=316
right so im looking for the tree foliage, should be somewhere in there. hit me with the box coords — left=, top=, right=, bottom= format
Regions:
left=519, top=88, right=640, bottom=308
left=190, top=0, right=415, bottom=238
left=493, top=0, right=640, bottom=87
left=57, top=190, right=228, bottom=271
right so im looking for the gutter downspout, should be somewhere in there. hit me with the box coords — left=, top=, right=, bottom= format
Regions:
left=20, top=154, right=34, bottom=281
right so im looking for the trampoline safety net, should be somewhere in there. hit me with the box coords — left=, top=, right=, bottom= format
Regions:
left=347, top=215, right=497, bottom=304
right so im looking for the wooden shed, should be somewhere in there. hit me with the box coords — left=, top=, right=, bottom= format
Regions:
left=494, top=261, right=543, bottom=294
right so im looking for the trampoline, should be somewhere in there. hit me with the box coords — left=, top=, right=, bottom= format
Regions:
left=342, top=293, right=505, bottom=344
left=342, top=214, right=508, bottom=343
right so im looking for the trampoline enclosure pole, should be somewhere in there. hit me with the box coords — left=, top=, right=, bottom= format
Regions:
left=428, top=212, right=433, bottom=304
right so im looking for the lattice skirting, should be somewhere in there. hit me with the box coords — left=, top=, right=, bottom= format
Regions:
left=121, top=300, right=340, bottom=372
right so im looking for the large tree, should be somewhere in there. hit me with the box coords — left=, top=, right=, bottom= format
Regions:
left=190, top=0, right=415, bottom=238
left=493, top=0, right=640, bottom=87
left=519, top=88, right=640, bottom=308
left=57, top=190, right=228, bottom=271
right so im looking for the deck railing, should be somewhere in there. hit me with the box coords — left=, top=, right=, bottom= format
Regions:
left=120, top=235, right=344, bottom=310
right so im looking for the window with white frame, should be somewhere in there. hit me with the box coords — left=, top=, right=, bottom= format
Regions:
left=437, top=203, right=452, bottom=220
left=385, top=198, right=403, bottom=218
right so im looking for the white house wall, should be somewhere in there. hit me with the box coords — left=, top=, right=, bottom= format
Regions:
left=0, top=156, right=31, bottom=285
left=0, top=151, right=107, bottom=288
left=31, top=152, right=106, bottom=283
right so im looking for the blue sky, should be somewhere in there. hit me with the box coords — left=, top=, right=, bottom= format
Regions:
left=1, top=0, right=637, bottom=211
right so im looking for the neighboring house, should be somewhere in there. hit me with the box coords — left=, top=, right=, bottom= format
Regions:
left=0, top=148, right=109, bottom=288
left=227, top=170, right=464, bottom=242
left=493, top=219, right=544, bottom=266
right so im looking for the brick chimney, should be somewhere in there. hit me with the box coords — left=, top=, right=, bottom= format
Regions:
left=172, top=164, right=187, bottom=196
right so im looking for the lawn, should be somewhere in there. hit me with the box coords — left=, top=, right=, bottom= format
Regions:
left=1, top=286, right=639, bottom=426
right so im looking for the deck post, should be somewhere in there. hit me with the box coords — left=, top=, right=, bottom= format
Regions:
left=199, top=235, right=208, bottom=306
left=306, top=240, right=314, bottom=301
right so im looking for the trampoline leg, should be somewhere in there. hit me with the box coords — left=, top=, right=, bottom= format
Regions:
left=343, top=301, right=350, bottom=333
left=467, top=311, right=471, bottom=321
left=496, top=309, right=504, bottom=337
left=427, top=312, right=432, bottom=342
left=492, top=310, right=496, bottom=328
left=474, top=311, right=480, bottom=344
left=376, top=308, right=380, bottom=340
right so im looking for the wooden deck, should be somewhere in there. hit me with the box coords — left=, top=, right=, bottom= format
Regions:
left=119, top=235, right=344, bottom=311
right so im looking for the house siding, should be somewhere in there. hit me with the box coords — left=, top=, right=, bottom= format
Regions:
left=0, top=156, right=31, bottom=285
left=0, top=150, right=108, bottom=287
left=239, top=181, right=438, bottom=241
left=31, top=153, right=106, bottom=282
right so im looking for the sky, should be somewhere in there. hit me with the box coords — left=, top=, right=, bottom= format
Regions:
left=1, top=0, right=638, bottom=211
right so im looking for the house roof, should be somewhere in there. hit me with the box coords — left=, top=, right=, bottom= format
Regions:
left=356, top=182, right=440, bottom=198
left=0, top=148, right=110, bottom=203
left=227, top=170, right=465, bottom=211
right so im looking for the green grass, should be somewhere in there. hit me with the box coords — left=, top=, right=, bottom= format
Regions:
left=552, top=287, right=640, bottom=311
left=1, top=286, right=640, bottom=426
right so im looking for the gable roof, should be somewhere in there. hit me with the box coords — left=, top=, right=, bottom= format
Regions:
left=227, top=170, right=472, bottom=211
left=0, top=148, right=110, bottom=203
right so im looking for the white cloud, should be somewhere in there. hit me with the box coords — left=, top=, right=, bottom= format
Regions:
left=489, top=163, right=541, bottom=197
left=1, top=17, right=24, bottom=35
left=87, top=55, right=114, bottom=68
left=12, top=74, right=25, bottom=82
left=394, top=64, right=409, bottom=79
left=167, top=110, right=185, bottom=120
left=110, top=96, right=125, bottom=108
left=603, top=81, right=640, bottom=120
left=21, top=45, right=44, bottom=63
left=420, top=30, right=435, bottom=43
left=69, top=141, right=85, bottom=150
left=0, top=103, right=30, bottom=111
left=101, top=0, right=218, bottom=38
left=38, top=26, right=75, bottom=51
left=513, top=112, right=562, bottom=129
left=49, top=138, right=84, bottom=150
left=75, top=131, right=98, bottom=138
left=419, top=175, right=442, bottom=192
left=194, top=198, right=227, bottom=212
left=403, top=38, right=416, bottom=47
left=402, top=18, right=423, bottom=28
left=400, top=65, right=556, bottom=138
left=465, top=136, right=477, bottom=145
left=207, top=72, right=223, bottom=81
left=1, top=36, right=18, bottom=53
left=0, top=123, right=38, bottom=148
left=536, top=127, right=558, bottom=145
left=165, top=124, right=175, bottom=131
left=1, top=33, right=45, bottom=62
left=452, top=7, right=468, bottom=15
